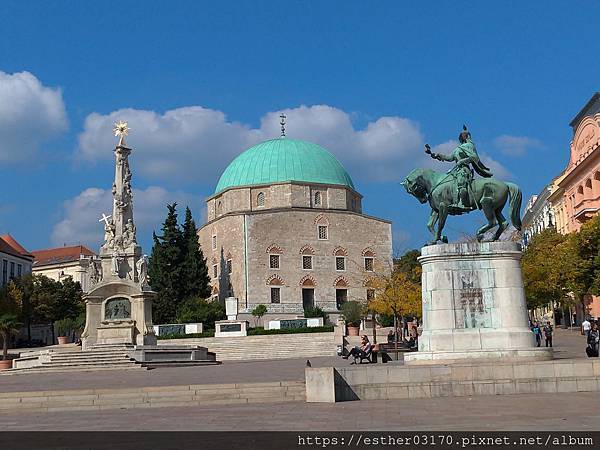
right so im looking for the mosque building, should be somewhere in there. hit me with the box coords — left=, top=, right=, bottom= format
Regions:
left=197, top=124, right=392, bottom=320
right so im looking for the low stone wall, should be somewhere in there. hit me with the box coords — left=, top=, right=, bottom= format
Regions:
left=306, top=359, right=600, bottom=402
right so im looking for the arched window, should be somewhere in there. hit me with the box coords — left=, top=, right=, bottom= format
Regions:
left=217, top=201, right=223, bottom=216
left=257, top=192, right=265, bottom=207
left=314, top=191, right=322, bottom=206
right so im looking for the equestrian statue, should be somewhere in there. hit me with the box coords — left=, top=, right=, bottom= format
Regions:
left=401, top=125, right=522, bottom=245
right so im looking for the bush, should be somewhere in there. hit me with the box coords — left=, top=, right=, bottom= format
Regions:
left=156, top=326, right=334, bottom=339
left=157, top=329, right=215, bottom=340
left=174, top=298, right=225, bottom=329
left=304, top=305, right=328, bottom=323
left=55, top=317, right=77, bottom=336
left=340, top=301, right=365, bottom=326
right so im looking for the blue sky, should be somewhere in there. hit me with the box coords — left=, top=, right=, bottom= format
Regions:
left=0, top=1, right=598, bottom=254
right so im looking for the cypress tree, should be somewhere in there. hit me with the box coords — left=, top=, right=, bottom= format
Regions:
left=181, top=206, right=211, bottom=300
left=149, top=203, right=184, bottom=324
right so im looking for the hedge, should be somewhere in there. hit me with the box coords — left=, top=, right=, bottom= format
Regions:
left=156, top=325, right=334, bottom=340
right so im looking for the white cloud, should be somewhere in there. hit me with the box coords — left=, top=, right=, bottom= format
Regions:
left=51, top=186, right=199, bottom=249
left=76, top=104, right=428, bottom=183
left=0, top=70, right=68, bottom=163
left=76, top=104, right=519, bottom=186
left=493, top=134, right=543, bottom=157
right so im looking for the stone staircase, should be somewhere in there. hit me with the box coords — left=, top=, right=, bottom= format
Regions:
left=4, top=344, right=145, bottom=374
left=160, top=332, right=338, bottom=361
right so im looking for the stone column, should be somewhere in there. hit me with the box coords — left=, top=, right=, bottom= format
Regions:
left=404, top=242, right=553, bottom=364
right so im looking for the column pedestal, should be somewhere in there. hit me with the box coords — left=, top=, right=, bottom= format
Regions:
left=404, top=242, right=553, bottom=365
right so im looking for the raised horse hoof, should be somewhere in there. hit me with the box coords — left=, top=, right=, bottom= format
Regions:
left=441, top=236, right=448, bottom=243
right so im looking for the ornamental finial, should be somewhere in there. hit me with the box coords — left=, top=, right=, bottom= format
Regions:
left=280, top=113, right=286, bottom=138
left=113, top=121, right=130, bottom=146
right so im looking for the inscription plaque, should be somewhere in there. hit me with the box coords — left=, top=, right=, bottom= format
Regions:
left=105, top=297, right=131, bottom=320
left=280, top=319, right=307, bottom=329
left=220, top=323, right=242, bottom=333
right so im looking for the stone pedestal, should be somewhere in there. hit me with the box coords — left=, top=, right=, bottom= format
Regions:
left=214, top=320, right=248, bottom=337
left=225, top=297, right=238, bottom=321
left=404, top=242, right=552, bottom=365
left=81, top=281, right=157, bottom=350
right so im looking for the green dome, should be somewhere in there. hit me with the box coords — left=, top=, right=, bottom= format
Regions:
left=214, top=138, right=355, bottom=194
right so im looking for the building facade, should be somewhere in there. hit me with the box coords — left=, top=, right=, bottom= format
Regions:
left=522, top=185, right=554, bottom=247
left=31, top=245, right=98, bottom=292
left=557, top=92, right=600, bottom=233
left=0, top=234, right=33, bottom=287
left=198, top=137, right=392, bottom=321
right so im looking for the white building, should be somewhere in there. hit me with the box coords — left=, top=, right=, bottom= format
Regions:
left=522, top=185, right=555, bottom=247
left=31, top=245, right=97, bottom=292
left=0, top=234, right=33, bottom=287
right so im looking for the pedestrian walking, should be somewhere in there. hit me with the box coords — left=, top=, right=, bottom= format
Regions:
left=543, top=321, right=553, bottom=347
left=586, top=323, right=599, bottom=357
left=532, top=322, right=542, bottom=347
left=582, top=318, right=592, bottom=338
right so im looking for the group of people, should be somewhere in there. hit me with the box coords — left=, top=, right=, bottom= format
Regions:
left=342, top=323, right=420, bottom=364
left=581, top=318, right=600, bottom=357
left=531, top=321, right=553, bottom=347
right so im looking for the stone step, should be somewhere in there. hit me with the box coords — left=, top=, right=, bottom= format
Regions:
left=2, top=365, right=146, bottom=375
left=40, top=360, right=137, bottom=368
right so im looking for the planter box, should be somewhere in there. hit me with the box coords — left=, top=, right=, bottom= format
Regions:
left=267, top=317, right=324, bottom=330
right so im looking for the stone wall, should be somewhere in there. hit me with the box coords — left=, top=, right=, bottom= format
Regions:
left=198, top=207, right=392, bottom=316
left=206, top=181, right=362, bottom=222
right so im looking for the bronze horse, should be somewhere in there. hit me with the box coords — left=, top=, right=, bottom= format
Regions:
left=402, top=168, right=522, bottom=245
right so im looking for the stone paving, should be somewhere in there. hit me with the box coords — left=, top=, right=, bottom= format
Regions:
left=0, top=328, right=586, bottom=394
left=0, top=328, right=595, bottom=431
left=1, top=391, right=599, bottom=431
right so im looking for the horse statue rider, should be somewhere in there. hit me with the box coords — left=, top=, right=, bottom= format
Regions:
left=402, top=125, right=522, bottom=244
left=425, top=125, right=493, bottom=213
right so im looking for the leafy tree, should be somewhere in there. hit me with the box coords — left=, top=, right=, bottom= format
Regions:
left=181, top=206, right=211, bottom=301
left=394, top=249, right=421, bottom=283
left=149, top=203, right=185, bottom=323
left=563, top=215, right=600, bottom=317
left=175, top=297, right=225, bottom=329
left=369, top=268, right=421, bottom=346
left=0, top=313, right=21, bottom=360
left=251, top=304, right=268, bottom=327
left=521, top=229, right=570, bottom=312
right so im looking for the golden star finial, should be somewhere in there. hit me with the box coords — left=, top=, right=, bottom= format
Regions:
left=113, top=121, right=130, bottom=146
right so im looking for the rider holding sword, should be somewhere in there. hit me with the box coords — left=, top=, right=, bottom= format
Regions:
left=425, top=125, right=493, bottom=212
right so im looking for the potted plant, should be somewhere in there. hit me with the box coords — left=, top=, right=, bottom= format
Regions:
left=341, top=301, right=364, bottom=336
left=55, top=317, right=76, bottom=345
left=0, top=313, right=21, bottom=370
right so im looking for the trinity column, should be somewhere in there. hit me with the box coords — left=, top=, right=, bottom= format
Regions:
left=81, top=121, right=156, bottom=349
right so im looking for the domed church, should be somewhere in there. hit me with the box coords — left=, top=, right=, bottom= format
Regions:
left=198, top=131, right=392, bottom=320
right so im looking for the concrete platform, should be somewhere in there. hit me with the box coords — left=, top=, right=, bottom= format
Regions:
left=306, top=358, right=600, bottom=402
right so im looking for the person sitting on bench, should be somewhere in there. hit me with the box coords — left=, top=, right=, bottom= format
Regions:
left=343, top=335, right=372, bottom=364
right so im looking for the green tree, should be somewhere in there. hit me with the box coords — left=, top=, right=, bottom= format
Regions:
left=251, top=304, right=268, bottom=327
left=563, top=215, right=600, bottom=317
left=394, top=249, right=421, bottom=283
left=521, top=229, right=570, bottom=312
left=175, top=297, right=225, bottom=329
left=149, top=203, right=185, bottom=323
left=181, top=206, right=211, bottom=301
